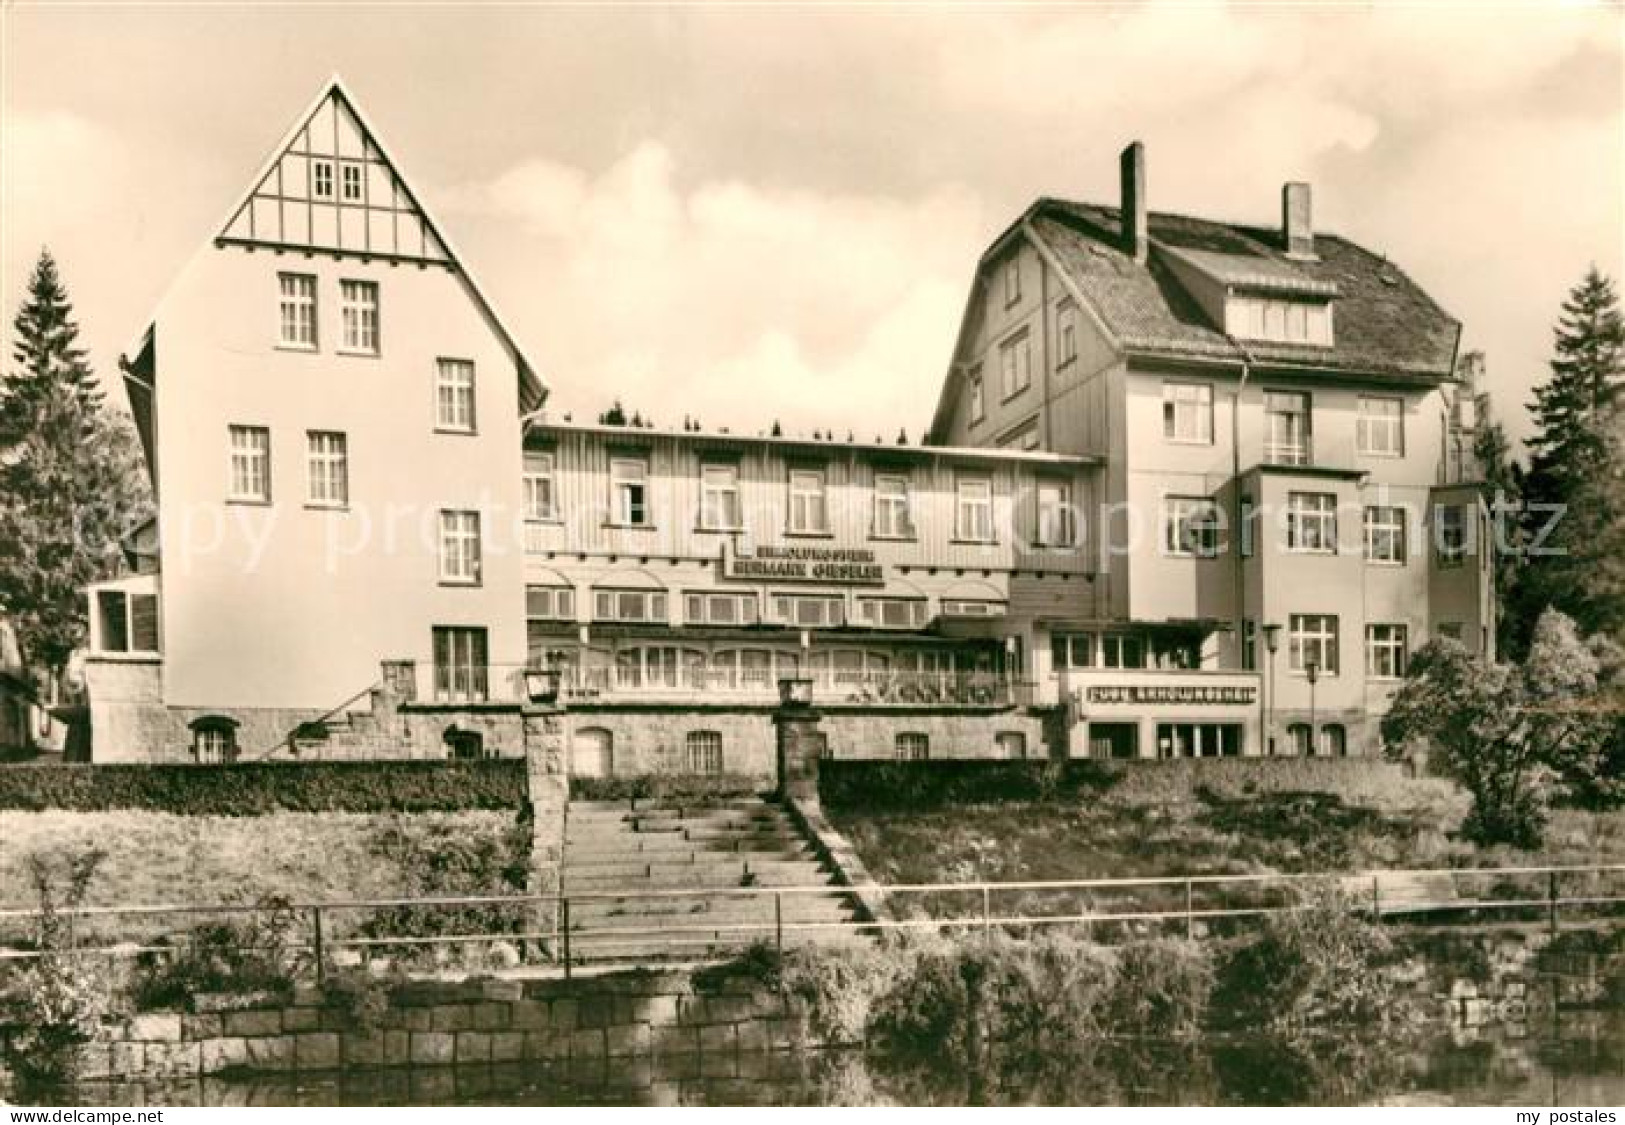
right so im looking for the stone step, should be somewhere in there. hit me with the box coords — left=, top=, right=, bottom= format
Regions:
left=567, top=813, right=791, bottom=835
left=569, top=899, right=858, bottom=929
left=564, top=825, right=806, bottom=847
left=569, top=797, right=774, bottom=814
left=566, top=928, right=868, bottom=964
left=562, top=840, right=819, bottom=865
left=561, top=864, right=833, bottom=893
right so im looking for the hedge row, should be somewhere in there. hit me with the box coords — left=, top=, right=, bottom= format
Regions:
left=818, top=760, right=1119, bottom=809
left=0, top=760, right=527, bottom=815
left=569, top=772, right=765, bottom=802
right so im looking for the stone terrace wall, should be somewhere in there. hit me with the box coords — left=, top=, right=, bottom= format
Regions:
left=45, top=970, right=822, bottom=1083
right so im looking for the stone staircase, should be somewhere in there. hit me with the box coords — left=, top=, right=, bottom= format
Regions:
left=560, top=794, right=866, bottom=963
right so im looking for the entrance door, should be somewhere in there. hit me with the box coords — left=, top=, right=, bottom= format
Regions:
left=571, top=727, right=613, bottom=778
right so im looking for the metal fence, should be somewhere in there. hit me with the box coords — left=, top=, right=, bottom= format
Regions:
left=1, top=863, right=1621, bottom=980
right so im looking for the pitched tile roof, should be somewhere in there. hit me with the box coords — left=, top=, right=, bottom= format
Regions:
left=1029, top=199, right=1460, bottom=381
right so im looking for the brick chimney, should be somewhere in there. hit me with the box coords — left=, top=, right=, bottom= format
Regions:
left=1282, top=182, right=1315, bottom=259
left=1120, top=141, right=1147, bottom=263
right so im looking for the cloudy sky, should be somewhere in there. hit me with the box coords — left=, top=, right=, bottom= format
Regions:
left=4, top=3, right=1621, bottom=449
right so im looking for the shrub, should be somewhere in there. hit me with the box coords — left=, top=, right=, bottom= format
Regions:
left=569, top=773, right=763, bottom=802
left=128, top=896, right=303, bottom=1012
left=0, top=761, right=526, bottom=815
left=1101, top=937, right=1213, bottom=1038
left=0, top=850, right=111, bottom=1097
left=819, top=761, right=1118, bottom=810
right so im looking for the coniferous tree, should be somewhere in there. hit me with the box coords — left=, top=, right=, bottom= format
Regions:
left=1525, top=267, right=1624, bottom=509
left=599, top=400, right=628, bottom=426
left=0, top=250, right=149, bottom=681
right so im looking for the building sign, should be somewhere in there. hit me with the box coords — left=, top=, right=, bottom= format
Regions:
left=722, top=544, right=885, bottom=586
left=1084, top=684, right=1257, bottom=706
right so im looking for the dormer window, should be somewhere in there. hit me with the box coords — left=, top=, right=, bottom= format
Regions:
left=1228, top=296, right=1333, bottom=346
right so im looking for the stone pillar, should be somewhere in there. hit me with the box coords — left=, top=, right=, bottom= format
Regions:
left=774, top=699, right=823, bottom=802
left=521, top=704, right=568, bottom=961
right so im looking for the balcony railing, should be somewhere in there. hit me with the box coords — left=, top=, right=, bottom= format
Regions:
left=562, top=668, right=1014, bottom=709
left=1263, top=439, right=1312, bottom=467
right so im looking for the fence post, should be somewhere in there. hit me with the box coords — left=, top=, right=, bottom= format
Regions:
left=1548, top=871, right=1559, bottom=935
left=1184, top=880, right=1194, bottom=940
left=982, top=885, right=992, bottom=943
left=774, top=892, right=784, bottom=954
left=561, top=897, right=572, bottom=980
left=1371, top=875, right=1381, bottom=921
left=311, top=906, right=325, bottom=985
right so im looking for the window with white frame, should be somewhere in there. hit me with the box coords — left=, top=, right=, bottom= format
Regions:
left=1056, top=300, right=1078, bottom=366
left=999, top=330, right=1032, bottom=398
left=956, top=476, right=994, bottom=542
left=1357, top=396, right=1404, bottom=456
left=685, top=591, right=759, bottom=626
left=432, top=625, right=488, bottom=702
left=941, top=599, right=1006, bottom=618
left=340, top=161, right=363, bottom=202
left=438, top=510, right=482, bottom=585
left=306, top=430, right=348, bottom=507
left=1318, top=724, right=1347, bottom=757
left=1287, top=723, right=1313, bottom=756
left=96, top=590, right=159, bottom=654
left=1288, top=614, right=1339, bottom=675
left=523, top=451, right=556, bottom=521
left=1229, top=297, right=1332, bottom=345
left=1037, top=480, right=1077, bottom=547
left=339, top=280, right=379, bottom=354
left=593, top=588, right=668, bottom=623
left=1003, top=258, right=1021, bottom=306
left=192, top=721, right=237, bottom=764
left=788, top=469, right=828, bottom=534
left=856, top=597, right=929, bottom=629
left=228, top=425, right=271, bottom=503
left=1265, top=390, right=1312, bottom=465
left=1100, top=633, right=1145, bottom=669
left=526, top=585, right=575, bottom=622
left=1366, top=623, right=1409, bottom=680
left=615, top=646, right=703, bottom=689
left=1051, top=633, right=1095, bottom=670
left=700, top=464, right=742, bottom=531
left=895, top=732, right=930, bottom=761
left=873, top=474, right=913, bottom=538
left=685, top=730, right=725, bottom=775
left=435, top=358, right=476, bottom=433
left=278, top=273, right=317, bottom=349
left=312, top=159, right=335, bottom=200
left=773, top=593, right=844, bottom=628
left=711, top=648, right=800, bottom=690
left=1363, top=505, right=1407, bottom=564
left=1162, top=496, right=1220, bottom=557
left=1287, top=492, right=1338, bottom=552
left=968, top=368, right=986, bottom=425
left=1162, top=382, right=1213, bottom=444
left=1437, top=503, right=1467, bottom=566
left=611, top=458, right=650, bottom=526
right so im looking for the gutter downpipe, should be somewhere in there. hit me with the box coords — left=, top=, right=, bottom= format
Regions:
left=1225, top=334, right=1257, bottom=752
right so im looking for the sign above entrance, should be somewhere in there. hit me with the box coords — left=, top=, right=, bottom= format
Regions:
left=722, top=543, right=885, bottom=586
left=1085, top=684, right=1257, bottom=706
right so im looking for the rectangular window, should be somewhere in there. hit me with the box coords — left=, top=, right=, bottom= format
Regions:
left=1000, top=330, right=1032, bottom=398
left=1056, top=300, right=1078, bottom=366
left=873, top=474, right=913, bottom=538
left=1162, top=382, right=1213, bottom=444
left=611, top=458, right=651, bottom=526
left=1363, top=506, right=1407, bottom=564
left=895, top=732, right=930, bottom=761
left=306, top=431, right=348, bottom=507
left=1037, top=480, right=1077, bottom=548
left=941, top=599, right=1006, bottom=618
left=1004, top=258, right=1021, bottom=306
left=1437, top=504, right=1467, bottom=567
left=856, top=598, right=929, bottom=629
left=685, top=731, right=725, bottom=775
left=700, top=464, right=742, bottom=531
left=593, top=588, right=668, bottom=623
left=523, top=451, right=556, bottom=521
left=956, top=477, right=994, bottom=542
left=432, top=626, right=488, bottom=702
left=312, top=159, right=334, bottom=200
left=1162, top=496, right=1220, bottom=557
left=340, top=161, right=363, bottom=202
left=526, top=585, right=576, bottom=621
left=96, top=591, right=159, bottom=654
left=438, top=510, right=482, bottom=585
left=1289, top=614, right=1339, bottom=676
left=228, top=425, right=271, bottom=503
left=968, top=369, right=985, bottom=425
left=788, top=469, right=828, bottom=534
left=339, top=280, right=379, bottom=354
left=1264, top=390, right=1312, bottom=465
left=1366, top=623, right=1409, bottom=680
left=772, top=593, right=845, bottom=628
left=685, top=591, right=760, bottom=626
left=435, top=358, right=476, bottom=433
left=1231, top=298, right=1331, bottom=345
left=1287, top=492, right=1338, bottom=552
left=1100, top=633, right=1145, bottom=669
left=278, top=273, right=317, bottom=349
left=1051, top=633, right=1095, bottom=670
left=1357, top=396, right=1404, bottom=456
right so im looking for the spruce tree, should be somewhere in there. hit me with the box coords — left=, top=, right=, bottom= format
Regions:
left=0, top=250, right=147, bottom=681
left=1525, top=267, right=1625, bottom=507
